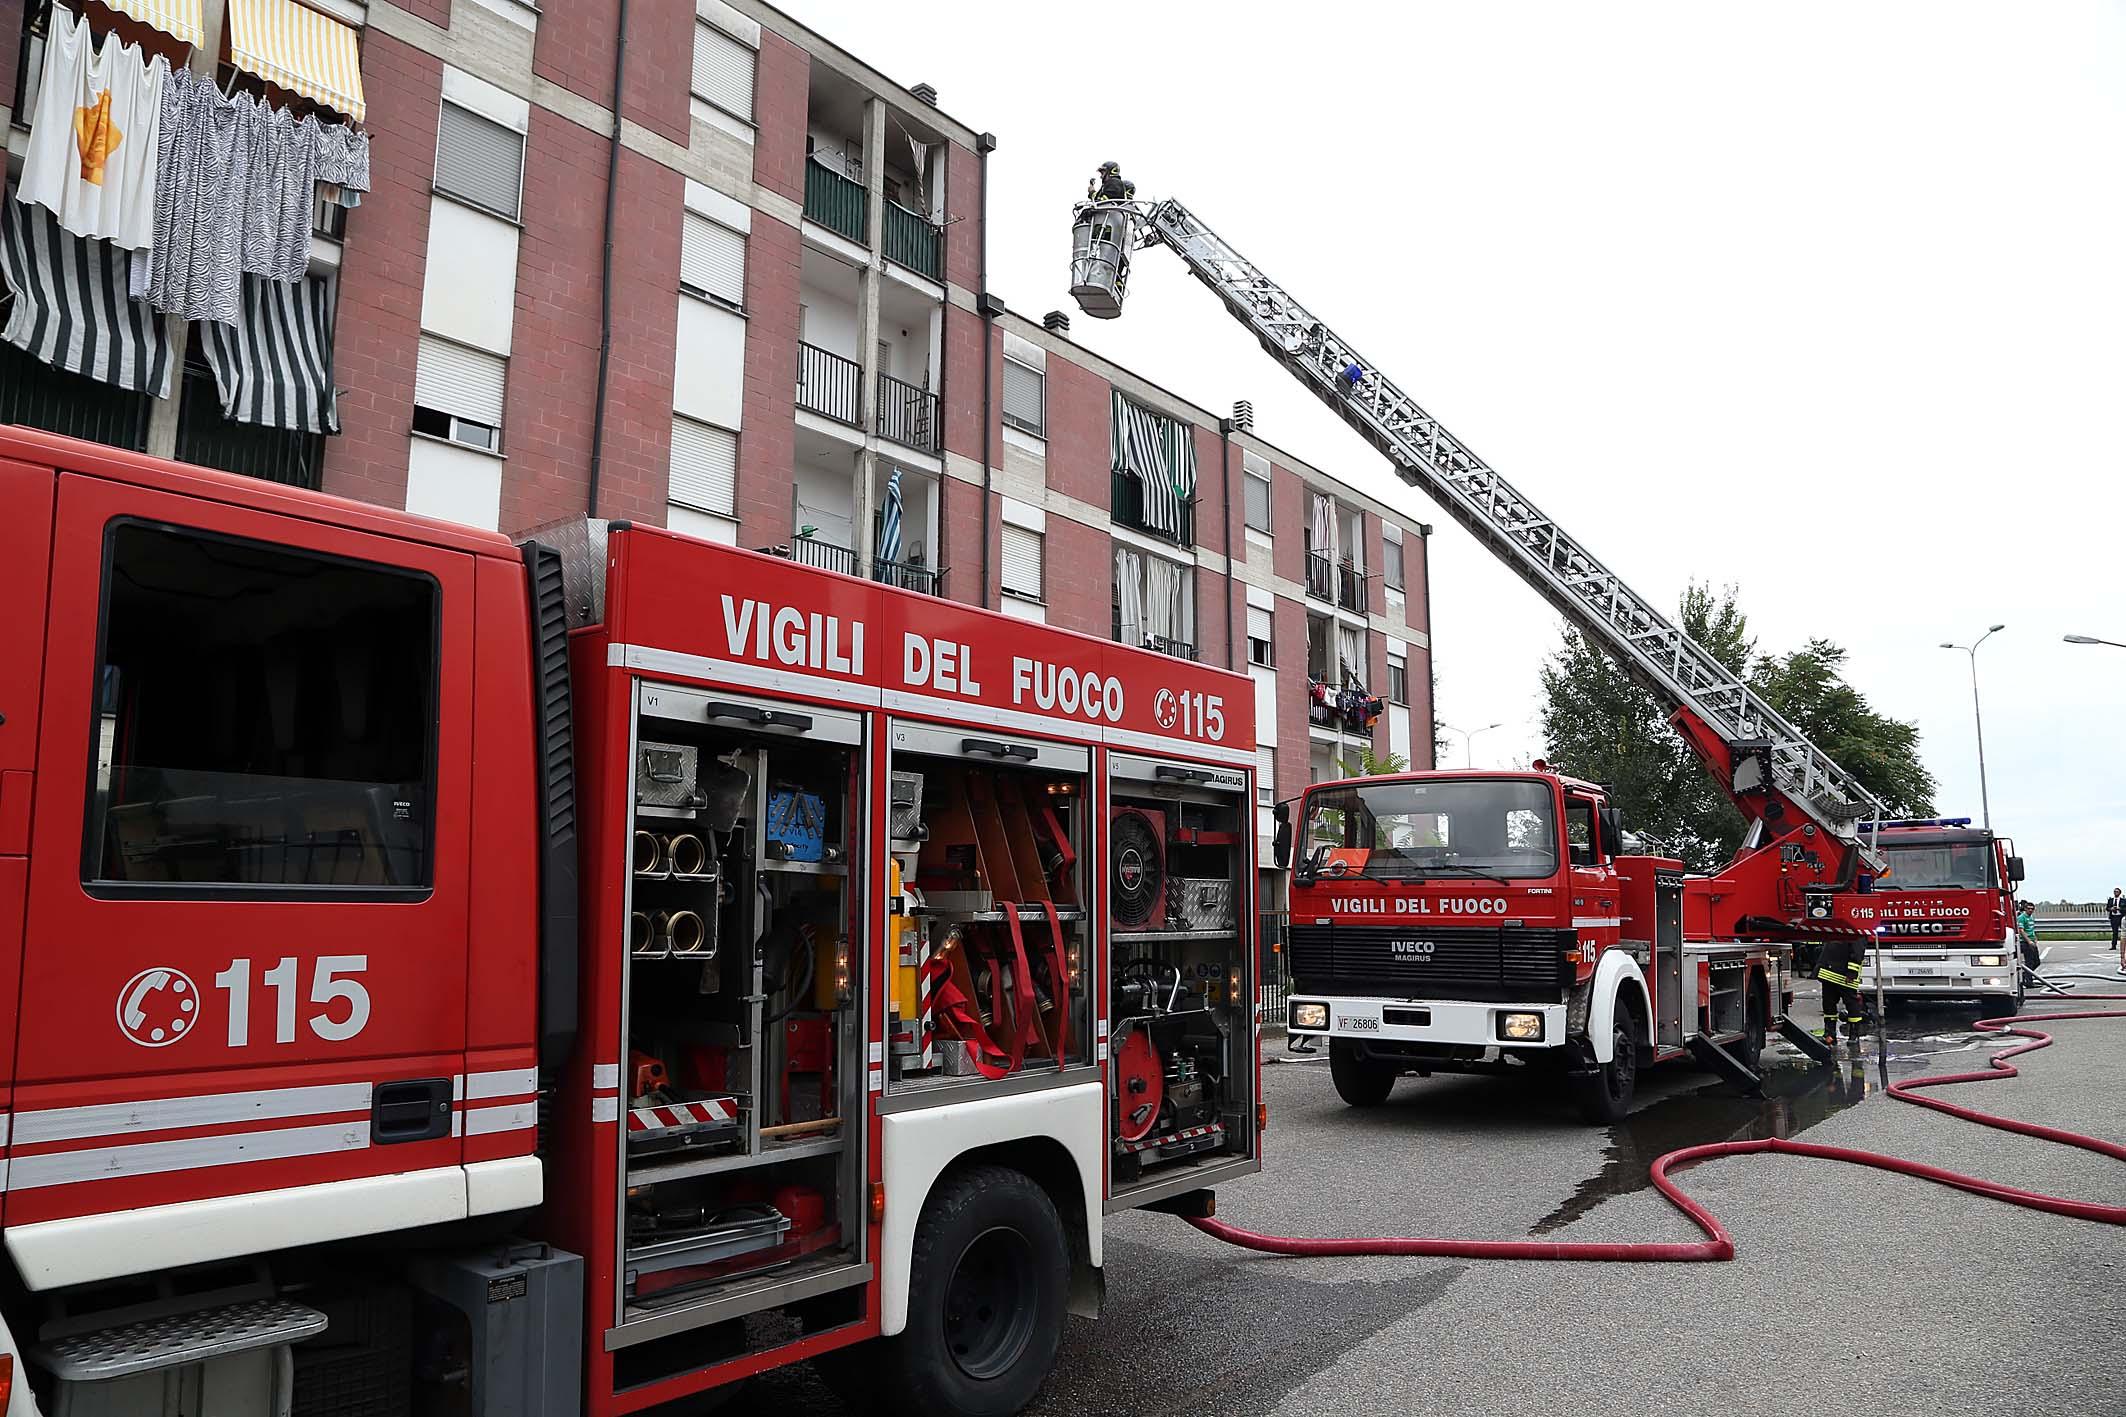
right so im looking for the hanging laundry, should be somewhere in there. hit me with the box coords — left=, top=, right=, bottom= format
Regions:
left=19, top=6, right=168, bottom=250
left=312, top=116, right=371, bottom=210
left=197, top=273, right=339, bottom=433
left=2, top=197, right=173, bottom=397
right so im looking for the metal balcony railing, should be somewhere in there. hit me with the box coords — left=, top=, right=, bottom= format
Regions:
left=1337, top=560, right=1369, bottom=613
left=873, top=558, right=943, bottom=596
left=882, top=200, right=942, bottom=281
left=804, top=158, right=867, bottom=245
left=875, top=372, right=940, bottom=452
left=173, top=360, right=324, bottom=489
left=777, top=535, right=857, bottom=577
left=797, top=343, right=862, bottom=426
left=0, top=340, right=151, bottom=451
left=1144, top=635, right=1199, bottom=662
left=1111, top=470, right=1195, bottom=548
left=1304, top=550, right=1337, bottom=603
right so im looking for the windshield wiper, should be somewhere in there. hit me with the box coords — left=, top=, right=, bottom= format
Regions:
left=1407, top=861, right=1515, bottom=888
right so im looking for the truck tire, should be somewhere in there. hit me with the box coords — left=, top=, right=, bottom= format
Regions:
left=876, top=1164, right=1068, bottom=1417
left=1571, top=995, right=1642, bottom=1124
left=1329, top=1040, right=1397, bottom=1107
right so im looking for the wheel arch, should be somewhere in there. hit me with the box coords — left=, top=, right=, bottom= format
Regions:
left=1586, top=950, right=1652, bottom=1063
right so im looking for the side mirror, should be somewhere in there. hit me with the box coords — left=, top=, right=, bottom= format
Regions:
left=2007, top=855, right=2026, bottom=883
left=1273, top=801, right=1293, bottom=870
left=1599, top=806, right=1624, bottom=859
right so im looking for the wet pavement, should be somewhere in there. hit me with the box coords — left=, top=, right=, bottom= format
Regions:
left=753, top=941, right=2126, bottom=1416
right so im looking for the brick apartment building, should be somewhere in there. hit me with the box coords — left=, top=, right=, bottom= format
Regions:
left=0, top=0, right=1433, bottom=904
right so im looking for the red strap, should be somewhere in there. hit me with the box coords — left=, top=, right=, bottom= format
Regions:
left=1037, top=900, right=1072, bottom=1063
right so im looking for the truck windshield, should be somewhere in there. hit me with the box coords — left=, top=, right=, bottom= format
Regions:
left=1304, top=778, right=1557, bottom=880
left=1878, top=839, right=1997, bottom=890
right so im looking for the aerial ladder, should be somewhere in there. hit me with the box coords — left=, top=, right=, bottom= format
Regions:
left=1069, top=189, right=1882, bottom=979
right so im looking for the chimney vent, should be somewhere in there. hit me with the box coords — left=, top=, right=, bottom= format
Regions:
left=911, top=83, right=939, bottom=105
left=1042, top=310, right=1071, bottom=334
left=1232, top=399, right=1254, bottom=431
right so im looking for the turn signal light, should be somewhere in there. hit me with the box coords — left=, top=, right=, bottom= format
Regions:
left=0, top=1352, right=13, bottom=1408
left=869, top=1181, right=886, bottom=1224
left=1257, top=1103, right=1269, bottom=1132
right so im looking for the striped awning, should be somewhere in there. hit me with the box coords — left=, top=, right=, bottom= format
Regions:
left=1, top=198, right=173, bottom=398
left=1110, top=390, right=1197, bottom=541
left=100, top=0, right=206, bottom=47
left=228, top=0, right=366, bottom=123
left=198, top=275, right=340, bottom=434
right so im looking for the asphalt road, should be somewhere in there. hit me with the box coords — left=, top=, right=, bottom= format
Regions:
left=768, top=940, right=2126, bottom=1416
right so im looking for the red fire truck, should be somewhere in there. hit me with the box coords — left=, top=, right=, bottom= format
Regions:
left=0, top=425, right=1262, bottom=1416
left=1832, top=818, right=2028, bottom=1010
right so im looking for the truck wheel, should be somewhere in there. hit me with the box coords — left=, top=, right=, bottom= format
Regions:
left=1571, top=996, right=1642, bottom=1124
left=1329, top=1040, right=1397, bottom=1107
left=878, top=1164, right=1067, bottom=1417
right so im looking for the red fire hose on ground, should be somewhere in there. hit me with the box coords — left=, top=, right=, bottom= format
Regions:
left=1190, top=997, right=2126, bottom=1262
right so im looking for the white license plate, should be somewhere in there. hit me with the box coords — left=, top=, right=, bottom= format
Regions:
left=1899, top=966, right=1947, bottom=976
left=1338, top=1015, right=1380, bottom=1032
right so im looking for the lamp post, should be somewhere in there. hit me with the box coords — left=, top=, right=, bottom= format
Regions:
left=1439, top=720, right=1503, bottom=769
left=1939, top=624, right=2005, bottom=830
left=2064, top=633, right=2126, bottom=649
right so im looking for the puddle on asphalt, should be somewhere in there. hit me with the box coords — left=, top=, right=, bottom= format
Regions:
left=1529, top=1010, right=2014, bottom=1235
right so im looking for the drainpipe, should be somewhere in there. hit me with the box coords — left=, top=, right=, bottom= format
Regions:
left=1219, top=417, right=1237, bottom=671
left=1417, top=521, right=1434, bottom=766
left=974, top=132, right=998, bottom=607
left=585, top=0, right=630, bottom=519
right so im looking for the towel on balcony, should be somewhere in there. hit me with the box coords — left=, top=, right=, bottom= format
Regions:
left=1, top=196, right=173, bottom=397
left=18, top=6, right=169, bottom=250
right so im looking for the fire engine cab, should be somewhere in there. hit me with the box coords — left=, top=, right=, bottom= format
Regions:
left=0, top=425, right=1262, bottom=1417
left=1833, top=818, right=2028, bottom=1009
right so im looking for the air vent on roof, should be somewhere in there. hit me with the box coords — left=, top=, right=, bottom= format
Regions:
left=911, top=83, right=938, bottom=105
left=1232, top=400, right=1254, bottom=431
left=1043, top=310, right=1070, bottom=334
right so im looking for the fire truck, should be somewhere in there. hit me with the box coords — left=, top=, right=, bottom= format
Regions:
left=1833, top=818, right=2028, bottom=1010
left=0, top=424, right=1262, bottom=1415
left=1070, top=185, right=1887, bottom=1120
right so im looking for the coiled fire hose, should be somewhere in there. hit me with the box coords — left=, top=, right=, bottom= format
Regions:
left=1190, top=995, right=2126, bottom=1262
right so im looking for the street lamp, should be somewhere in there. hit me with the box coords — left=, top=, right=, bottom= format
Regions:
left=1439, top=720, right=1503, bottom=769
left=1939, top=624, right=2005, bottom=830
left=2065, top=633, right=2126, bottom=649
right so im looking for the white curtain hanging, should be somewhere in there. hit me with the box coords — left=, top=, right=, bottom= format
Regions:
left=1310, top=492, right=1338, bottom=566
left=1115, top=545, right=1144, bottom=646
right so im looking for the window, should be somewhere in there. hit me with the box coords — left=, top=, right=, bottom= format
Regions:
left=1258, top=744, right=1276, bottom=808
left=1247, top=604, right=1273, bottom=668
left=84, top=523, right=437, bottom=892
left=1002, top=524, right=1044, bottom=601
left=1303, top=778, right=1557, bottom=880
left=1565, top=796, right=1597, bottom=867
left=1387, top=653, right=1408, bottom=706
left=1110, top=391, right=1196, bottom=546
left=414, top=336, right=506, bottom=451
left=692, top=19, right=755, bottom=120
left=670, top=415, right=738, bottom=517
left=1002, top=358, right=1045, bottom=437
left=1112, top=544, right=1196, bottom=658
left=681, top=212, right=746, bottom=308
left=1383, top=535, right=1405, bottom=591
left=435, top=101, right=525, bottom=221
left=1306, top=614, right=1331, bottom=682
left=1336, top=623, right=1366, bottom=685
left=1244, top=463, right=1272, bottom=534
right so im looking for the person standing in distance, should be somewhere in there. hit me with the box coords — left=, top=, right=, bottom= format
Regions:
left=2107, top=887, right=2123, bottom=952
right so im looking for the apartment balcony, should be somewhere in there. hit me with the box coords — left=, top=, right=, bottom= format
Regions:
left=797, top=343, right=863, bottom=426
left=773, top=534, right=858, bottom=577
left=1337, top=561, right=1369, bottom=613
left=1305, top=551, right=1336, bottom=603
left=876, top=372, right=940, bottom=453
left=1111, top=471, right=1195, bottom=548
left=873, top=557, right=944, bottom=596
left=882, top=200, right=942, bottom=282
left=1144, top=635, right=1199, bottom=662
left=804, top=158, right=868, bottom=246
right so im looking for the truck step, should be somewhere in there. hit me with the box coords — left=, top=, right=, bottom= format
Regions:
left=1776, top=1014, right=1836, bottom=1066
left=1685, top=1033, right=1764, bottom=1096
left=35, top=1297, right=328, bottom=1382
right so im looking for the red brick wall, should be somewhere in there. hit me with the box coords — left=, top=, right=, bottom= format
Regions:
left=1043, top=515, right=1111, bottom=641
left=0, top=0, right=22, bottom=111
left=1407, top=644, right=1435, bottom=769
left=1273, top=598, right=1311, bottom=803
left=501, top=135, right=681, bottom=533
left=1402, top=531, right=1430, bottom=636
left=1195, top=566, right=1233, bottom=669
left=940, top=474, right=988, bottom=608
left=322, top=34, right=444, bottom=510
left=1270, top=462, right=1308, bottom=585
left=1368, top=630, right=1391, bottom=759
left=1041, top=356, right=1111, bottom=507
left=533, top=0, right=689, bottom=147
left=752, top=33, right=808, bottom=205
left=734, top=213, right=800, bottom=543
left=1362, top=512, right=1386, bottom=617
left=943, top=140, right=982, bottom=292
left=942, top=306, right=989, bottom=464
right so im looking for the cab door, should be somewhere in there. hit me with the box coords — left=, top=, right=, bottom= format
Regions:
left=11, top=473, right=476, bottom=1248
left=1563, top=789, right=1621, bottom=967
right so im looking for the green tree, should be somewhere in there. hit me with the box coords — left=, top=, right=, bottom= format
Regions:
left=1537, top=584, right=1934, bottom=871
left=1335, top=746, right=1408, bottom=778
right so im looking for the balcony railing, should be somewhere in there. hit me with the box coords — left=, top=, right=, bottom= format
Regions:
left=804, top=158, right=867, bottom=245
left=1337, top=561, right=1369, bottom=613
left=876, top=372, right=940, bottom=452
left=1144, top=635, right=1199, bottom=662
left=882, top=200, right=942, bottom=281
left=174, top=360, right=324, bottom=489
left=873, top=558, right=943, bottom=596
left=1111, top=471, right=1195, bottom=548
left=797, top=342, right=862, bottom=426
left=776, top=535, right=858, bottom=577
left=1304, top=551, right=1337, bottom=603
left=0, top=340, right=151, bottom=451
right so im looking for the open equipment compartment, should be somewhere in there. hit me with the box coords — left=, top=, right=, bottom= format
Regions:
left=615, top=681, right=868, bottom=1331
left=1105, top=752, right=1257, bottom=1202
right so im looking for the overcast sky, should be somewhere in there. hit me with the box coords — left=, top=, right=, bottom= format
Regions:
left=788, top=1, right=2126, bottom=900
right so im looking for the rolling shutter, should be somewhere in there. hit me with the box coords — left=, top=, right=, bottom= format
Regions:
left=670, top=416, right=738, bottom=515
left=681, top=214, right=746, bottom=305
left=1001, top=524, right=1043, bottom=600
left=1001, top=359, right=1044, bottom=435
left=435, top=102, right=525, bottom=220
left=415, top=336, right=506, bottom=426
left=692, top=21, right=755, bottom=118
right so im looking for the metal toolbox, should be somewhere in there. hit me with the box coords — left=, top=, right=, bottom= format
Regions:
left=636, top=742, right=700, bottom=810
left=889, top=770, right=926, bottom=841
left=1168, top=877, right=1236, bottom=931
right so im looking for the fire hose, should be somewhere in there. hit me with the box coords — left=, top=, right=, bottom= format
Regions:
left=1190, top=995, right=2126, bottom=1262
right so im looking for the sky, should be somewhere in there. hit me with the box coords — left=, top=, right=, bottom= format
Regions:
left=784, top=0, right=2126, bottom=900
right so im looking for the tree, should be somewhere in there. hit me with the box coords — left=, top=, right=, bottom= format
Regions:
left=1538, top=584, right=1935, bottom=872
left=1335, top=745, right=1407, bottom=778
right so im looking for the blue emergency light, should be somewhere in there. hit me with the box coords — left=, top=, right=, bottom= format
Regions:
left=1860, top=817, right=1974, bottom=831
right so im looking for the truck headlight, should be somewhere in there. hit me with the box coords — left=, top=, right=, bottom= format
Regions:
left=1974, top=955, right=2005, bottom=968
left=1291, top=1002, right=1329, bottom=1031
left=1497, top=1011, right=1545, bottom=1042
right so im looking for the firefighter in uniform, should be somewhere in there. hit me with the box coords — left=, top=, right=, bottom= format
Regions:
left=1816, top=933, right=1870, bottom=1044
left=1089, top=161, right=1136, bottom=202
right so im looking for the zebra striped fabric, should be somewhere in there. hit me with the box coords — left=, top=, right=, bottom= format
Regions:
left=198, top=274, right=339, bottom=434
left=879, top=467, right=904, bottom=568
left=1109, top=389, right=1196, bottom=540
left=1, top=198, right=172, bottom=398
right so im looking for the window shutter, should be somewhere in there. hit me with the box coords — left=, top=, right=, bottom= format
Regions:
left=669, top=417, right=738, bottom=515
left=1001, top=524, right=1043, bottom=599
left=1001, top=360, right=1044, bottom=435
left=435, top=102, right=524, bottom=220
left=415, top=336, right=506, bottom=426
left=1247, top=604, right=1273, bottom=643
left=1383, top=537, right=1405, bottom=589
left=682, top=214, right=746, bottom=305
left=693, top=21, right=755, bottom=118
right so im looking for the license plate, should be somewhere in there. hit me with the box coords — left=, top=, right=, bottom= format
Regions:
left=1899, top=966, right=1946, bottom=976
left=1338, top=1015, right=1380, bottom=1032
